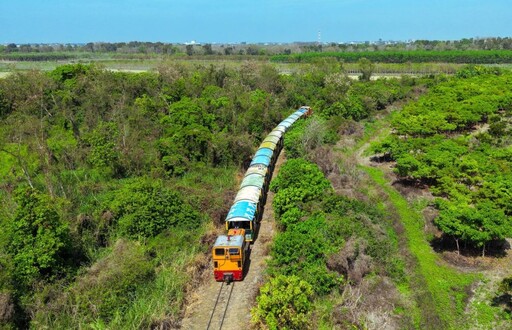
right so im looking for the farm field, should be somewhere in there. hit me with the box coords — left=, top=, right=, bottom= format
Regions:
left=0, top=51, right=490, bottom=76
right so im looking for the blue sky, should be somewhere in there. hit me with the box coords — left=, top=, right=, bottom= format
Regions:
left=1, top=0, right=511, bottom=44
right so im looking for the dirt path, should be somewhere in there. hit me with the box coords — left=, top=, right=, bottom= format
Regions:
left=179, top=151, right=286, bottom=330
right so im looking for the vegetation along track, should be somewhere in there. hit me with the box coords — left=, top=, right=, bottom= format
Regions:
left=180, top=151, right=285, bottom=329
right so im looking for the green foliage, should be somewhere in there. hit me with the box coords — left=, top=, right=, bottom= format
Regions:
left=271, top=158, right=331, bottom=218
left=282, top=119, right=307, bottom=158
left=84, top=121, right=120, bottom=173
left=455, top=65, right=503, bottom=78
left=270, top=214, right=342, bottom=295
left=270, top=215, right=327, bottom=270
left=54, top=240, right=154, bottom=324
left=270, top=158, right=331, bottom=193
left=364, top=167, right=478, bottom=328
left=358, top=57, right=375, bottom=81
left=48, top=63, right=92, bottom=87
left=8, top=188, right=71, bottom=288
left=271, top=50, right=512, bottom=64
left=0, top=61, right=424, bottom=327
left=104, top=178, right=202, bottom=239
left=435, top=200, right=512, bottom=250
left=391, top=71, right=512, bottom=136
left=277, top=207, right=304, bottom=229
left=46, top=124, right=78, bottom=157
left=373, top=71, right=512, bottom=249
left=252, top=275, right=314, bottom=330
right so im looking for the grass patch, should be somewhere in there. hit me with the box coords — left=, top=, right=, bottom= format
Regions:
left=107, top=229, right=205, bottom=329
left=358, top=117, right=393, bottom=153
left=465, top=280, right=512, bottom=329
left=363, top=166, right=479, bottom=328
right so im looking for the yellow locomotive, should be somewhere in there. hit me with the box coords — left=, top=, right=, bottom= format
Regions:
left=212, top=229, right=249, bottom=282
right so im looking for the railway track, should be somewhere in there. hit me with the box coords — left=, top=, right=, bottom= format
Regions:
left=206, top=282, right=235, bottom=330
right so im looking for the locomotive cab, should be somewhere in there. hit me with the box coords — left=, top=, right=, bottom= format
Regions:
left=213, top=232, right=249, bottom=282
left=226, top=220, right=254, bottom=241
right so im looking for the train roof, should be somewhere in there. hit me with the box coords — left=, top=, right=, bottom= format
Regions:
left=213, top=235, right=244, bottom=248
left=250, top=154, right=271, bottom=167
left=279, top=119, right=294, bottom=128
left=274, top=125, right=286, bottom=133
left=268, top=131, right=283, bottom=140
left=234, top=186, right=261, bottom=203
left=246, top=164, right=267, bottom=176
left=263, top=135, right=280, bottom=144
left=254, top=148, right=274, bottom=159
left=226, top=200, right=257, bottom=221
left=259, top=141, right=276, bottom=150
left=240, top=173, right=265, bottom=189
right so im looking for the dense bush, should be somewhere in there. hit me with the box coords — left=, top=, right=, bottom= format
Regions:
left=252, top=275, right=314, bottom=330
left=103, top=178, right=203, bottom=239
left=269, top=214, right=342, bottom=295
left=256, top=156, right=406, bottom=328
left=270, top=158, right=332, bottom=218
left=7, top=188, right=71, bottom=289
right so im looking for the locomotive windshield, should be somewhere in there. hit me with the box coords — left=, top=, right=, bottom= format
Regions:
left=214, top=248, right=224, bottom=256
left=228, top=221, right=251, bottom=229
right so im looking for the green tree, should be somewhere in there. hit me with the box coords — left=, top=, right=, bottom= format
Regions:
left=252, top=275, right=314, bottom=330
left=435, top=200, right=512, bottom=256
left=84, top=122, right=120, bottom=174
left=8, top=188, right=70, bottom=287
left=106, top=178, right=202, bottom=238
left=358, top=57, right=375, bottom=81
left=185, top=44, right=194, bottom=56
left=202, top=43, right=214, bottom=55
left=271, top=158, right=332, bottom=217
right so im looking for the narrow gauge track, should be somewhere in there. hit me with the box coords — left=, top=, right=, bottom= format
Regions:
left=206, top=282, right=235, bottom=330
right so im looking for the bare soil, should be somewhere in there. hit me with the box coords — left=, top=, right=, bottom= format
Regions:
left=179, top=151, right=286, bottom=330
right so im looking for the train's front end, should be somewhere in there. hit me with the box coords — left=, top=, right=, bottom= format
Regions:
left=212, top=233, right=248, bottom=282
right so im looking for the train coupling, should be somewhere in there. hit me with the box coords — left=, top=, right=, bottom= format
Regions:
left=223, top=273, right=233, bottom=284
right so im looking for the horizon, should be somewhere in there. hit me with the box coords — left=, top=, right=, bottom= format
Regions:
left=2, top=36, right=510, bottom=47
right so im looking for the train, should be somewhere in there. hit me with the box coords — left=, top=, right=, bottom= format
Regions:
left=212, top=106, right=312, bottom=282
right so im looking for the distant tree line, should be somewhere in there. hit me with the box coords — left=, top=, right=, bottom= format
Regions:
left=272, top=50, right=512, bottom=64
left=2, top=37, right=512, bottom=60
